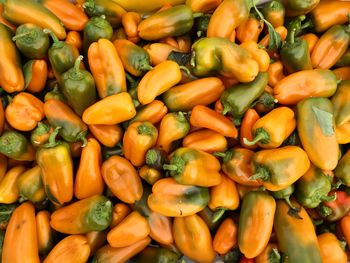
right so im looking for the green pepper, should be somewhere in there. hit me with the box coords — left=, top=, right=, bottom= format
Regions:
left=280, top=16, right=312, bottom=74
left=331, top=80, right=350, bottom=126
left=133, top=247, right=179, bottom=263
left=83, top=0, right=126, bottom=28
left=295, top=165, right=334, bottom=208
left=0, top=131, right=35, bottom=161
left=283, top=0, right=320, bottom=17
left=318, top=190, right=350, bottom=222
left=44, top=29, right=79, bottom=82
left=272, top=184, right=295, bottom=209
left=261, top=0, right=285, bottom=28
left=0, top=203, right=17, bottom=230
left=220, top=72, right=268, bottom=117
left=60, top=55, right=97, bottom=116
left=83, top=15, right=113, bottom=54
left=44, top=85, right=66, bottom=102
left=12, top=23, right=49, bottom=59
left=145, top=147, right=168, bottom=171
left=335, top=149, right=350, bottom=186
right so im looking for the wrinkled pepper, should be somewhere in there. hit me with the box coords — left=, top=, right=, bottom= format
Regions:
left=121, top=12, right=141, bottom=41
left=183, top=129, right=227, bottom=153
left=236, top=14, right=264, bottom=43
left=240, top=41, right=270, bottom=73
left=0, top=131, right=35, bottom=161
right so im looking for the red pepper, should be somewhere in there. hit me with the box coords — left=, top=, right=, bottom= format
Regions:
left=319, top=190, right=350, bottom=222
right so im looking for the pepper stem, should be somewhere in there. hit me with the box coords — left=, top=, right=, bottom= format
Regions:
left=140, top=64, right=153, bottom=72
left=91, top=200, right=113, bottom=228
left=79, top=133, right=88, bottom=148
left=74, top=55, right=83, bottom=75
left=193, top=12, right=204, bottom=18
left=43, top=29, right=60, bottom=43
left=44, top=126, right=61, bottom=148
left=137, top=123, right=154, bottom=136
left=35, top=122, right=50, bottom=135
left=213, top=152, right=226, bottom=158
left=251, top=165, right=270, bottom=181
left=163, top=164, right=179, bottom=171
left=12, top=32, right=33, bottom=41
left=163, top=156, right=185, bottom=174
left=319, top=205, right=333, bottom=217
left=212, top=208, right=226, bottom=223
left=179, top=65, right=190, bottom=75
left=284, top=196, right=296, bottom=210
left=286, top=28, right=296, bottom=44
left=321, top=192, right=337, bottom=202
left=243, top=128, right=270, bottom=146
left=146, top=149, right=158, bottom=165
left=82, top=0, right=95, bottom=9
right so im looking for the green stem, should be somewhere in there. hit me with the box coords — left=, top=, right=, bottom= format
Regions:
left=286, top=28, right=296, bottom=44
left=12, top=32, right=33, bottom=41
left=82, top=0, right=95, bottom=9
left=179, top=65, right=190, bottom=75
left=193, top=12, right=204, bottom=18
left=132, top=99, right=140, bottom=108
left=243, top=133, right=265, bottom=146
left=250, top=166, right=271, bottom=181
left=69, top=55, right=84, bottom=80
left=137, top=123, right=154, bottom=136
left=321, top=192, right=337, bottom=202
left=319, top=205, right=333, bottom=217
left=43, top=29, right=59, bottom=43
left=163, top=164, right=179, bottom=171
left=44, top=126, right=61, bottom=148
left=213, top=152, right=226, bottom=158
left=146, top=149, right=158, bottom=165
left=284, top=196, right=296, bottom=210
left=140, top=64, right=153, bottom=72
left=212, top=208, right=226, bottom=223
left=79, top=134, right=88, bottom=148
left=125, top=72, right=136, bottom=84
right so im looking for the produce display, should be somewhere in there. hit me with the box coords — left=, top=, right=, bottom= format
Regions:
left=1, top=0, right=350, bottom=262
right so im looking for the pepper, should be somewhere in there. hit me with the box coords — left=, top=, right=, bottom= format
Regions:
left=44, top=85, right=66, bottom=102
left=88, top=38, right=126, bottom=98
left=220, top=72, right=268, bottom=117
left=24, top=60, right=48, bottom=93
left=5, top=92, right=44, bottom=131
left=238, top=191, right=276, bottom=259
left=333, top=66, right=350, bottom=81
left=236, top=14, right=264, bottom=43
left=121, top=12, right=141, bottom=41
left=0, top=203, right=16, bottom=230
left=44, top=99, right=88, bottom=144
left=255, top=243, right=281, bottom=263
left=163, top=147, right=221, bottom=187
left=251, top=146, right=311, bottom=191
left=101, top=155, right=143, bottom=204
left=0, top=100, right=3, bottom=136
left=0, top=131, right=35, bottom=161
left=2, top=202, right=40, bottom=263
left=145, top=147, right=168, bottom=171
left=74, top=138, right=104, bottom=199
left=110, top=203, right=131, bottom=228
left=272, top=185, right=295, bottom=209
left=173, top=214, right=216, bottom=263
left=42, top=0, right=88, bottom=31
left=191, top=37, right=259, bottom=83
left=297, top=97, right=339, bottom=170
left=36, top=211, right=54, bottom=256
left=0, top=24, right=24, bottom=93
left=0, top=3, right=15, bottom=31
left=262, top=0, right=285, bottom=28
left=300, top=33, right=319, bottom=53
left=240, top=109, right=260, bottom=150
left=147, top=178, right=209, bottom=217
left=138, top=5, right=195, bottom=41
left=128, top=100, right=168, bottom=126
left=88, top=124, right=122, bottom=148
left=240, top=41, right=270, bottom=73
left=283, top=0, right=320, bottom=17
left=340, top=214, right=350, bottom=247
left=144, top=43, right=181, bottom=66
left=274, top=200, right=322, bottom=263
left=317, top=232, right=347, bottom=263
left=60, top=56, right=97, bottom=116
left=336, top=122, right=350, bottom=144
left=334, top=149, right=350, bottom=186
left=1, top=0, right=66, bottom=39
left=12, top=23, right=49, bottom=59
left=243, top=107, right=296, bottom=149
left=43, top=235, right=90, bottom=263
left=139, top=165, right=163, bottom=185
left=83, top=16, right=113, bottom=53
left=30, top=122, right=53, bottom=148
left=331, top=80, right=350, bottom=126
left=0, top=154, right=7, bottom=180
left=36, top=129, right=73, bottom=205
left=311, top=23, right=350, bottom=69
left=0, top=166, right=26, bottom=204
left=267, top=60, right=285, bottom=87
left=274, top=69, right=337, bottom=105
left=133, top=247, right=179, bottom=263
left=83, top=0, right=126, bottom=28
left=190, top=105, right=238, bottom=138
left=320, top=190, right=350, bottom=221
left=213, top=218, right=238, bottom=255
left=183, top=129, right=227, bottom=153
left=335, top=48, right=350, bottom=68
left=65, top=31, right=82, bottom=51
left=197, top=207, right=222, bottom=231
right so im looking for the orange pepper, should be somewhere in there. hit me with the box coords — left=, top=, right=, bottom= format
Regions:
left=236, top=16, right=264, bottom=43
left=267, top=60, right=285, bottom=87
left=255, top=243, right=280, bottom=263
left=121, top=12, right=141, bottom=40
left=175, top=35, right=191, bottom=52
left=0, top=100, right=4, bottom=135
left=0, top=4, right=16, bottom=31
left=112, top=27, right=127, bottom=41
left=215, top=99, right=224, bottom=114
left=0, top=154, right=7, bottom=180
left=43, top=235, right=90, bottom=263
left=144, top=43, right=181, bottom=66
left=42, top=0, right=88, bottom=31
left=317, top=232, right=347, bottom=263
left=240, top=41, right=270, bottom=72
left=0, top=166, right=26, bottom=204
left=66, top=31, right=83, bottom=51
left=336, top=122, right=350, bottom=144
left=259, top=26, right=288, bottom=48
left=110, top=203, right=131, bottom=228
left=74, top=138, right=104, bottom=199
left=333, top=66, right=350, bottom=81
left=88, top=39, right=126, bottom=99
left=185, top=0, right=222, bottom=12
left=101, top=155, right=143, bottom=204
left=88, top=124, right=123, bottom=148
left=138, top=165, right=163, bottom=185
left=240, top=109, right=260, bottom=150
left=36, top=211, right=54, bottom=256
left=85, top=231, right=107, bottom=256
left=340, top=215, right=350, bottom=246
left=25, top=60, right=48, bottom=93
left=2, top=202, right=39, bottom=263
left=213, top=218, right=238, bottom=255
left=128, top=100, right=168, bottom=125
left=160, top=36, right=180, bottom=49
left=190, top=105, right=238, bottom=138
left=183, top=129, right=228, bottom=153
left=123, top=121, right=158, bottom=167
left=300, top=33, right=319, bottom=53
left=82, top=92, right=136, bottom=125
left=107, top=211, right=150, bottom=248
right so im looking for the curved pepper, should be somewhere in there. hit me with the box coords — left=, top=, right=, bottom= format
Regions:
left=5, top=92, right=44, bottom=131
left=138, top=5, right=194, bottom=41
left=183, top=129, right=227, bottom=153
left=24, top=60, right=48, bottom=93
left=0, top=131, right=35, bottom=161
left=0, top=166, right=26, bottom=204
left=191, top=37, right=259, bottom=82
left=36, top=211, right=54, bottom=256
left=88, top=124, right=122, bottom=148
left=66, top=30, right=83, bottom=51
left=121, top=12, right=141, bottom=42
left=236, top=14, right=264, bottom=43
left=2, top=202, right=40, bottom=263
left=30, top=122, right=53, bottom=148
left=163, top=147, right=221, bottom=187
left=262, top=0, right=285, bottom=28
left=213, top=218, right=237, bottom=255
left=88, top=38, right=126, bottom=98
left=238, top=191, right=276, bottom=259
left=240, top=41, right=270, bottom=73
left=335, top=149, right=350, bottom=186
left=101, top=155, right=143, bottom=204
left=297, top=97, right=339, bottom=170
left=240, top=109, right=260, bottom=150
left=128, top=100, right=168, bottom=126
left=173, top=214, right=215, bottom=263
left=252, top=146, right=310, bottom=191
left=318, top=232, right=347, bottom=263
left=274, top=69, right=337, bottom=105
left=83, top=16, right=113, bottom=53
left=133, top=247, right=179, bottom=263
left=283, top=0, right=320, bottom=17
left=243, top=107, right=296, bottom=149
left=147, top=178, right=209, bottom=217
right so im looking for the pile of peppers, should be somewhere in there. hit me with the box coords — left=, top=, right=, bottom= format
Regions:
left=2, top=0, right=350, bottom=262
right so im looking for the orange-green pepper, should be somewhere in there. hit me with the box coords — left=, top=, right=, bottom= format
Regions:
left=30, top=122, right=53, bottom=148
left=24, top=60, right=48, bottom=93
left=297, top=97, right=339, bottom=170
left=274, top=69, right=337, bottom=105
left=0, top=166, right=26, bottom=204
left=147, top=178, right=209, bottom=217
left=144, top=42, right=182, bottom=66
left=173, top=214, right=215, bottom=263
left=213, top=218, right=237, bottom=255
left=335, top=149, right=350, bottom=186
left=283, top=0, right=320, bottom=17
left=262, top=0, right=285, bottom=28
left=318, top=232, right=347, bottom=263
left=139, top=165, right=163, bottom=185
left=128, top=100, right=168, bottom=126
left=252, top=146, right=311, bottom=191
left=163, top=147, right=221, bottom=187
left=332, top=80, right=350, bottom=126
left=236, top=14, right=264, bottom=43
left=300, top=33, right=319, bottom=53
left=255, top=243, right=281, bottom=263
left=183, top=129, right=227, bottom=153
left=88, top=124, right=122, bottom=148
left=240, top=41, right=270, bottom=72
left=133, top=247, right=179, bottom=263
left=0, top=131, right=35, bottom=161
left=238, top=191, right=276, bottom=259
left=243, top=107, right=296, bottom=148
left=36, top=211, right=54, bottom=256
left=186, top=0, right=222, bottom=12
left=101, top=155, right=143, bottom=204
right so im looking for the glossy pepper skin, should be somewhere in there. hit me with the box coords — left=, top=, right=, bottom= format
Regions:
left=139, top=165, right=163, bottom=185
left=128, top=100, right=168, bottom=126
left=0, top=131, right=35, bottom=161
left=88, top=38, right=126, bottom=98
left=133, top=247, right=179, bottom=263
left=121, top=12, right=141, bottom=42
left=191, top=37, right=259, bottom=83
left=44, top=99, right=88, bottom=144
left=240, top=41, right=270, bottom=73
left=60, top=56, right=97, bottom=116
left=236, top=15, right=264, bottom=44
left=164, top=147, right=221, bottom=187
left=274, top=69, right=337, bottom=105
left=148, top=178, right=209, bottom=217
left=274, top=200, right=322, bottom=263
left=36, top=211, right=54, bottom=256
left=2, top=202, right=40, bottom=263
left=340, top=215, right=350, bottom=247
left=66, top=31, right=82, bottom=51
left=238, top=191, right=276, bottom=259
left=138, top=5, right=194, bottom=41
left=0, top=166, right=26, bottom=204
left=213, top=218, right=238, bottom=255
left=101, top=155, right=143, bottom=204
left=173, top=214, right=215, bottom=263
left=12, top=23, right=49, bottom=59
left=50, top=195, right=112, bottom=234
left=297, top=97, right=339, bottom=170
left=110, top=203, right=131, bottom=228
left=240, top=109, right=260, bottom=149
left=331, top=80, right=350, bottom=126
left=252, top=146, right=310, bottom=191
left=83, top=16, right=113, bottom=53
left=262, top=0, right=285, bottom=28
left=88, top=124, right=122, bottom=147
left=283, top=0, right=320, bottom=17
left=220, top=72, right=268, bottom=117
left=335, top=149, right=350, bottom=186
left=0, top=24, right=24, bottom=93
left=318, top=232, right=347, bottom=263
left=183, top=129, right=227, bottom=153
left=24, top=60, right=48, bottom=93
